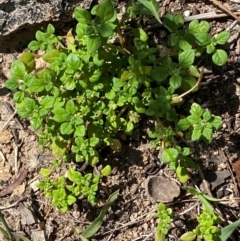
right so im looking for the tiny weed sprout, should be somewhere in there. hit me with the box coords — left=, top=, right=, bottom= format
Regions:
left=4, top=0, right=231, bottom=237
left=155, top=203, right=173, bottom=241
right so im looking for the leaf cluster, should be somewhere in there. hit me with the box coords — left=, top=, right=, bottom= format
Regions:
left=178, top=103, right=222, bottom=143
left=38, top=168, right=102, bottom=212
left=155, top=203, right=173, bottom=241
left=5, top=0, right=227, bottom=211
left=164, top=15, right=230, bottom=66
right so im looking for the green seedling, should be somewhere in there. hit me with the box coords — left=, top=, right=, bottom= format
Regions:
left=155, top=203, right=173, bottom=241
left=181, top=208, right=220, bottom=241
left=177, top=103, right=223, bottom=143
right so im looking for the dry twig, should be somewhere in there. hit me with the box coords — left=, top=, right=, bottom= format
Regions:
left=0, top=169, right=27, bottom=197
left=209, top=0, right=240, bottom=23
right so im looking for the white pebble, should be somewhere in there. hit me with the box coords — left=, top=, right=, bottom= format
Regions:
left=184, top=10, right=191, bottom=17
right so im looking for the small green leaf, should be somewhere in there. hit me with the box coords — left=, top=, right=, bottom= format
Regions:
left=67, top=195, right=77, bottom=205
left=47, top=24, right=55, bottom=34
left=13, top=91, right=24, bottom=103
left=179, top=50, right=195, bottom=68
left=75, top=125, right=86, bottom=137
left=28, top=40, right=40, bottom=51
left=5, top=78, right=19, bottom=90
left=125, top=121, right=134, bottom=133
left=191, top=128, right=202, bottom=141
left=40, top=168, right=52, bottom=177
left=110, top=139, right=121, bottom=152
left=151, top=66, right=169, bottom=82
left=133, top=28, right=148, bottom=42
left=188, top=65, right=200, bottom=78
left=138, top=0, right=162, bottom=24
left=211, top=116, right=222, bottom=129
left=180, top=231, right=196, bottom=241
left=190, top=103, right=203, bottom=118
left=30, top=117, right=42, bottom=130
left=43, top=49, right=61, bottom=63
left=74, top=8, right=92, bottom=24
left=51, top=138, right=67, bottom=158
left=179, top=38, right=193, bottom=50
left=212, top=49, right=228, bottom=66
left=181, top=76, right=197, bottom=92
left=36, top=31, right=46, bottom=42
left=66, top=53, right=80, bottom=70
left=203, top=110, right=211, bottom=121
left=96, top=0, right=114, bottom=22
left=99, top=23, right=114, bottom=38
left=89, top=69, right=102, bottom=82
left=161, top=148, right=179, bottom=164
left=202, top=127, right=212, bottom=141
left=194, top=32, right=211, bottom=46
left=60, top=122, right=74, bottom=135
left=90, top=137, right=100, bottom=147
left=10, top=60, right=26, bottom=79
left=198, top=20, right=211, bottom=33
left=170, top=75, right=182, bottom=89
left=29, top=79, right=45, bottom=92
left=176, top=166, right=189, bottom=183
left=40, top=96, right=55, bottom=109
left=19, top=52, right=35, bottom=72
left=52, top=108, right=71, bottom=122
left=206, top=44, right=215, bottom=54
left=86, top=35, right=101, bottom=53
left=66, top=100, right=76, bottom=114
left=214, top=31, right=230, bottom=45
left=17, top=97, right=36, bottom=118
left=164, top=14, right=184, bottom=32
left=65, top=77, right=76, bottom=90
left=101, top=165, right=112, bottom=176
left=177, top=118, right=191, bottom=131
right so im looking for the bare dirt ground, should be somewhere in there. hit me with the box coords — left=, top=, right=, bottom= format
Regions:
left=1, top=0, right=240, bottom=241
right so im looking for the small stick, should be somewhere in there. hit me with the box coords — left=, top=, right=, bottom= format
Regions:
left=0, top=170, right=27, bottom=197
left=0, top=150, right=6, bottom=163
left=210, top=0, right=240, bottom=23
left=185, top=11, right=240, bottom=22
left=3, top=102, right=23, bottom=129
left=0, top=110, right=17, bottom=134
left=14, top=140, right=23, bottom=174
left=0, top=197, right=26, bottom=210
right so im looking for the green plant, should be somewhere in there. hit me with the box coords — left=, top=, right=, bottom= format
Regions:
left=177, top=103, right=223, bottom=143
left=38, top=167, right=104, bottom=212
left=5, top=0, right=228, bottom=211
left=164, top=15, right=230, bottom=66
left=181, top=208, right=219, bottom=241
left=155, top=203, right=173, bottom=241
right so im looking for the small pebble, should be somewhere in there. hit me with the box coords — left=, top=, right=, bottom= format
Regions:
left=183, top=10, right=191, bottom=17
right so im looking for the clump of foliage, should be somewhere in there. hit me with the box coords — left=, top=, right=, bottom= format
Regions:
left=155, top=203, right=173, bottom=241
left=5, top=0, right=229, bottom=212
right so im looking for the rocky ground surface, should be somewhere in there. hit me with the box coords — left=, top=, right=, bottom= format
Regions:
left=1, top=0, right=240, bottom=241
